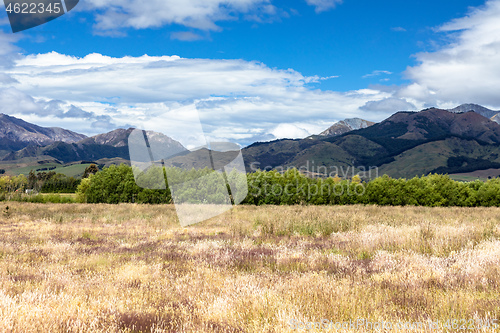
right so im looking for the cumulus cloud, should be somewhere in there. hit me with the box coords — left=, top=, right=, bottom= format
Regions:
left=9, top=52, right=371, bottom=116
left=4, top=51, right=398, bottom=144
left=82, top=0, right=283, bottom=32
left=65, top=105, right=95, bottom=118
left=11, top=52, right=327, bottom=103
left=0, top=87, right=40, bottom=115
left=403, top=0, right=500, bottom=107
left=91, top=115, right=118, bottom=130
left=271, top=123, right=311, bottom=139
left=270, top=122, right=329, bottom=139
left=78, top=0, right=343, bottom=33
left=305, top=0, right=343, bottom=13
left=360, top=97, right=417, bottom=113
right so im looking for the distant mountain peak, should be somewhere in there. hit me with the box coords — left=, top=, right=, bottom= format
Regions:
left=0, top=113, right=87, bottom=148
left=448, top=103, right=498, bottom=119
left=449, top=103, right=490, bottom=112
left=0, top=114, right=189, bottom=164
left=80, top=128, right=186, bottom=152
left=447, top=103, right=500, bottom=124
left=319, top=117, right=375, bottom=137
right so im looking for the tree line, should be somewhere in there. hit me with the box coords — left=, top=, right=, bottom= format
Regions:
left=75, top=164, right=500, bottom=207
left=2, top=164, right=500, bottom=207
left=0, top=164, right=101, bottom=197
left=243, top=169, right=499, bottom=207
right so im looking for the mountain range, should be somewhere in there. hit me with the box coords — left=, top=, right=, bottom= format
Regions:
left=0, top=114, right=86, bottom=152
left=243, top=104, right=500, bottom=178
left=2, top=103, right=500, bottom=179
left=0, top=122, right=186, bottom=172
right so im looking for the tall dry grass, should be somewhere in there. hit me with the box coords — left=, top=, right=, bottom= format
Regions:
left=0, top=203, right=499, bottom=332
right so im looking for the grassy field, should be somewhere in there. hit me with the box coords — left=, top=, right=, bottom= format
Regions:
left=0, top=203, right=499, bottom=332
left=449, top=175, right=486, bottom=182
left=2, top=158, right=130, bottom=178
left=38, top=193, right=78, bottom=199
left=3, top=163, right=92, bottom=178
left=450, top=168, right=500, bottom=182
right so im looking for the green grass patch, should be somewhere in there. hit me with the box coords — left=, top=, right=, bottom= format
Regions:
left=7, top=164, right=91, bottom=178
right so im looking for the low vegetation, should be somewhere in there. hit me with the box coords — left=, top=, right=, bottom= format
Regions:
left=3, top=164, right=500, bottom=207
left=79, top=165, right=500, bottom=207
left=0, top=203, right=499, bottom=332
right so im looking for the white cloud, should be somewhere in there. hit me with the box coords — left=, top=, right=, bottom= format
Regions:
left=11, top=52, right=326, bottom=103
left=4, top=51, right=397, bottom=144
left=83, top=0, right=281, bottom=32
left=270, top=122, right=329, bottom=139
left=360, top=97, right=417, bottom=113
left=271, top=124, right=311, bottom=139
left=79, top=0, right=343, bottom=33
left=403, top=0, right=500, bottom=107
left=0, top=87, right=123, bottom=134
left=305, top=0, right=343, bottom=13
left=0, top=31, right=21, bottom=69
left=0, top=87, right=40, bottom=115
left=362, top=70, right=392, bottom=79
left=0, top=73, right=18, bottom=84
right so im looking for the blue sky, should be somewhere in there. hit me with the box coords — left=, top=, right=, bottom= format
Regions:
left=9, top=0, right=485, bottom=90
left=0, top=0, right=499, bottom=146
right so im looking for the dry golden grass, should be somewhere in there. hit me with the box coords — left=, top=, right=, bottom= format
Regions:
left=0, top=203, right=499, bottom=332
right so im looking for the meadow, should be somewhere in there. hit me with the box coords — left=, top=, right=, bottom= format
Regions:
left=0, top=203, right=499, bottom=332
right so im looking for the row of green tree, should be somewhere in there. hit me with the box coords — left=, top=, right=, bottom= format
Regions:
left=71, top=164, right=500, bottom=207
left=0, top=171, right=81, bottom=194
left=76, top=164, right=245, bottom=204
left=0, top=164, right=102, bottom=195
left=3, top=163, right=500, bottom=207
left=28, top=170, right=81, bottom=193
left=244, top=169, right=500, bottom=207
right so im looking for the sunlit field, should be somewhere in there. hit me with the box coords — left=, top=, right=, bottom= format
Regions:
left=0, top=203, right=499, bottom=332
